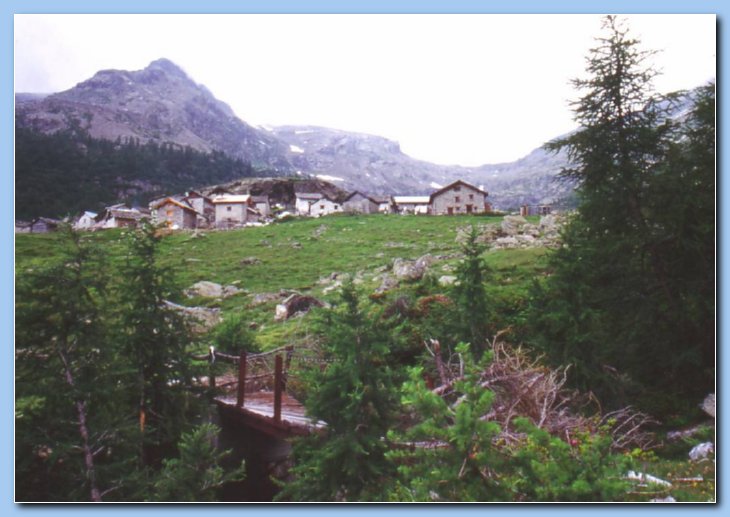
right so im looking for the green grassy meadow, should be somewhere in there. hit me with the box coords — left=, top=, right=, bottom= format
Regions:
left=15, top=213, right=549, bottom=350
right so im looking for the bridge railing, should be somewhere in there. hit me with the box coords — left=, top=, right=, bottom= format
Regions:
left=193, top=344, right=331, bottom=424
left=193, top=345, right=302, bottom=424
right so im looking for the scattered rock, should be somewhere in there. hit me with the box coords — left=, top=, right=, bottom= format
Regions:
left=415, top=254, right=436, bottom=270
left=323, top=281, right=343, bottom=294
left=185, top=281, right=241, bottom=299
left=163, top=301, right=221, bottom=333
left=239, top=256, right=261, bottom=266
left=274, top=294, right=326, bottom=321
left=274, top=304, right=289, bottom=321
left=250, top=292, right=283, bottom=306
left=374, top=274, right=399, bottom=294
left=702, top=393, right=715, bottom=418
left=522, top=224, right=540, bottom=237
left=248, top=289, right=292, bottom=307
left=455, top=216, right=566, bottom=250
left=259, top=239, right=272, bottom=247
left=667, top=424, right=712, bottom=442
left=392, top=254, right=435, bottom=282
left=650, top=496, right=676, bottom=503
left=689, top=442, right=714, bottom=461
left=393, top=258, right=423, bottom=281
left=516, top=234, right=536, bottom=244
left=185, top=258, right=203, bottom=263
left=291, top=241, right=302, bottom=249
left=501, top=215, right=528, bottom=235
left=312, top=224, right=328, bottom=238
left=493, top=236, right=519, bottom=248
left=539, top=214, right=559, bottom=233
left=626, top=471, right=672, bottom=488
left=438, top=275, right=458, bottom=286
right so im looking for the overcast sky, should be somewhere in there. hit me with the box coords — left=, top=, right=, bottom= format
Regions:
left=14, top=14, right=716, bottom=166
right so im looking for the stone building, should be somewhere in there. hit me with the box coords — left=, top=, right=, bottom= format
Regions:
left=213, top=194, right=256, bottom=228
left=308, top=195, right=343, bottom=217
left=184, top=190, right=215, bottom=226
left=429, top=180, right=488, bottom=215
left=343, top=191, right=380, bottom=214
left=150, top=197, right=199, bottom=229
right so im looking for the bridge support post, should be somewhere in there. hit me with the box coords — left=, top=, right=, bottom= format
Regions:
left=274, top=355, right=283, bottom=424
left=237, top=350, right=247, bottom=408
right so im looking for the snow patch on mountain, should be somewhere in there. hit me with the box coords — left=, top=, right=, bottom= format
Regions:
left=316, top=174, right=345, bottom=182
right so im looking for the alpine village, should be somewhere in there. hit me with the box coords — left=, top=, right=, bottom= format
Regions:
left=15, top=16, right=715, bottom=503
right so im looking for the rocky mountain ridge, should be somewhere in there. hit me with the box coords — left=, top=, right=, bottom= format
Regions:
left=15, top=58, right=588, bottom=209
left=16, top=58, right=291, bottom=170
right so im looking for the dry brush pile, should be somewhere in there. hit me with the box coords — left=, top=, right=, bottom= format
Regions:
left=424, top=335, right=658, bottom=452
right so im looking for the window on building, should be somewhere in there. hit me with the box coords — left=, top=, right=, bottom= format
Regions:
left=455, top=196, right=461, bottom=203
left=454, top=185, right=461, bottom=191
left=469, top=194, right=474, bottom=200
left=227, top=206, right=232, bottom=212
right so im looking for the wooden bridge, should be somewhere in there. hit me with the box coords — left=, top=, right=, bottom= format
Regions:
left=196, top=346, right=324, bottom=440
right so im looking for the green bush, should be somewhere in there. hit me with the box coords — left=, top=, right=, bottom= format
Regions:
left=208, top=311, right=259, bottom=355
left=508, top=418, right=633, bottom=502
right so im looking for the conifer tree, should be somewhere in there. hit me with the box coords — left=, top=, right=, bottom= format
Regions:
left=149, top=424, right=245, bottom=502
left=453, top=225, right=491, bottom=360
left=15, top=226, right=115, bottom=501
left=116, top=223, right=199, bottom=466
left=531, top=16, right=715, bottom=411
left=386, top=343, right=508, bottom=502
left=275, top=281, right=398, bottom=501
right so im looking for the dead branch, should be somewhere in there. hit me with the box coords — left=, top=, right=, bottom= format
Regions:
left=424, top=339, right=657, bottom=452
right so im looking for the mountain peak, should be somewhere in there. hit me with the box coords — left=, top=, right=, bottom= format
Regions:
left=146, top=57, right=187, bottom=77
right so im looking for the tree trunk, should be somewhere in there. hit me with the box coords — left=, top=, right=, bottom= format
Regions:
left=58, top=349, right=102, bottom=502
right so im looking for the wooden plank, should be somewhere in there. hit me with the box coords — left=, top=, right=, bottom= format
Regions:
left=215, top=392, right=324, bottom=432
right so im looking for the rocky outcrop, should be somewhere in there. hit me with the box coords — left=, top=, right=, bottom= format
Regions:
left=438, top=275, right=458, bottom=286
left=274, top=294, right=327, bottom=321
left=163, top=301, right=221, bottom=333
left=185, top=281, right=241, bottom=299
left=374, top=274, right=399, bottom=294
left=393, top=254, right=435, bottom=281
left=456, top=215, right=566, bottom=250
left=701, top=393, right=715, bottom=418
left=249, top=291, right=287, bottom=307
left=501, top=215, right=529, bottom=235
left=689, top=442, right=714, bottom=461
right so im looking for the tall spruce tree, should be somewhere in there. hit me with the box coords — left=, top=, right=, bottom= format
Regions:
left=275, top=281, right=398, bottom=501
left=116, top=223, right=199, bottom=466
left=453, top=225, right=491, bottom=360
left=15, top=227, right=117, bottom=501
left=530, top=16, right=715, bottom=413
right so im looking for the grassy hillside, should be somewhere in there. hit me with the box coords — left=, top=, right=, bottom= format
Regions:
left=16, top=213, right=547, bottom=349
